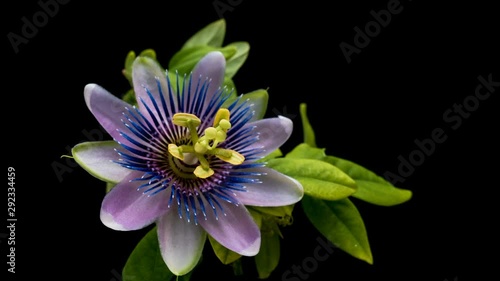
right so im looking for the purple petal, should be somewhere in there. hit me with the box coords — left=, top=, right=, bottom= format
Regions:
left=100, top=171, right=170, bottom=231
left=198, top=200, right=260, bottom=256
left=72, top=141, right=131, bottom=183
left=242, top=116, right=293, bottom=158
left=131, top=56, right=169, bottom=122
left=157, top=205, right=206, bottom=275
left=84, top=84, right=134, bottom=146
left=191, top=51, right=226, bottom=104
left=234, top=167, right=304, bottom=206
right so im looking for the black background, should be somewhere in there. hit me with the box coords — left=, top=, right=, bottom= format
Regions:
left=4, top=0, right=498, bottom=281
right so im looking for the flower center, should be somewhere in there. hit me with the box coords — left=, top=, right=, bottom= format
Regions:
left=167, top=108, right=245, bottom=179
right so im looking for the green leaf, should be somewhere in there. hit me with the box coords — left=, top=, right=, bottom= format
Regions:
left=122, top=88, right=136, bottom=106
left=208, top=235, right=242, bottom=265
left=139, top=48, right=157, bottom=60
left=105, top=182, right=115, bottom=193
left=255, top=148, right=282, bottom=163
left=122, top=50, right=136, bottom=85
left=122, top=49, right=157, bottom=87
left=250, top=204, right=294, bottom=218
left=242, top=88, right=268, bottom=120
left=285, top=143, right=412, bottom=206
left=352, top=180, right=412, bottom=206
left=222, top=75, right=237, bottom=96
left=248, top=208, right=263, bottom=229
left=299, top=103, right=317, bottom=148
left=254, top=230, right=280, bottom=279
left=286, top=143, right=326, bottom=160
left=223, top=88, right=268, bottom=120
left=168, top=45, right=237, bottom=77
left=182, top=19, right=226, bottom=48
left=124, top=50, right=136, bottom=71
left=122, top=226, right=176, bottom=281
left=224, top=41, right=250, bottom=78
left=324, top=155, right=412, bottom=206
left=267, top=158, right=356, bottom=200
left=302, top=196, right=373, bottom=264
left=176, top=270, right=193, bottom=281
left=169, top=45, right=216, bottom=74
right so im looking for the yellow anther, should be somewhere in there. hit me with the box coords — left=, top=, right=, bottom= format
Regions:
left=194, top=165, right=214, bottom=178
left=172, top=113, right=201, bottom=127
left=168, top=144, right=184, bottom=160
left=216, top=149, right=245, bottom=165
left=213, top=108, right=230, bottom=127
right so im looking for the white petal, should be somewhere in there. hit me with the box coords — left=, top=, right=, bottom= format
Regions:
left=234, top=167, right=304, bottom=206
left=72, top=141, right=130, bottom=183
left=157, top=205, right=206, bottom=275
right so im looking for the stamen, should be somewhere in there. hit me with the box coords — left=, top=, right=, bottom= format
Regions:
left=168, top=144, right=184, bottom=160
left=172, top=113, right=201, bottom=128
left=215, top=149, right=245, bottom=165
left=194, top=165, right=214, bottom=178
left=213, top=108, right=230, bottom=127
left=168, top=108, right=246, bottom=179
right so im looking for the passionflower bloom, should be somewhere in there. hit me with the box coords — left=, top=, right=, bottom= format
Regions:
left=73, top=51, right=304, bottom=275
